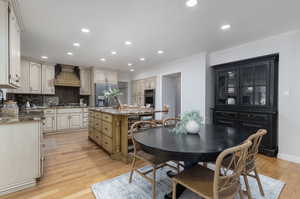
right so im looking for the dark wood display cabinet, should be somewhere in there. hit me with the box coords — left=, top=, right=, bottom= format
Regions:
left=212, top=54, right=279, bottom=157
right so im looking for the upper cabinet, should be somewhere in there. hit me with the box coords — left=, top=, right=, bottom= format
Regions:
left=213, top=54, right=278, bottom=112
left=42, top=64, right=55, bottom=94
left=29, top=62, right=42, bottom=94
left=131, top=76, right=157, bottom=106
left=0, top=1, right=21, bottom=88
left=93, top=69, right=118, bottom=84
left=80, top=67, right=91, bottom=95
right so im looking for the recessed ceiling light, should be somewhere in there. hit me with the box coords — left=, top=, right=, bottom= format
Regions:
left=130, top=69, right=135, bottom=72
left=73, top=42, right=80, bottom=47
left=111, top=51, right=117, bottom=55
left=186, top=0, right=198, bottom=7
left=124, top=41, right=132, bottom=46
left=139, top=57, right=146, bottom=61
left=221, top=24, right=231, bottom=30
left=100, top=58, right=106, bottom=62
left=81, top=28, right=90, bottom=33
left=157, top=50, right=164, bottom=54
left=41, top=56, right=48, bottom=59
left=128, top=63, right=133, bottom=66
left=67, top=52, right=73, bottom=56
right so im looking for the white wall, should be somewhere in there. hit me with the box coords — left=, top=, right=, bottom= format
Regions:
left=209, top=30, right=300, bottom=163
left=133, top=53, right=208, bottom=121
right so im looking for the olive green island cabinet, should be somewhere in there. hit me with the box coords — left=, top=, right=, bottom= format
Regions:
left=88, top=108, right=154, bottom=163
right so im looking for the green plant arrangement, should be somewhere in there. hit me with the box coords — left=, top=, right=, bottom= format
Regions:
left=172, top=110, right=203, bottom=134
left=104, top=88, right=123, bottom=107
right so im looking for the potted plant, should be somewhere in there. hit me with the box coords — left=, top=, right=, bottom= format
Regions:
left=172, top=111, right=203, bottom=135
left=104, top=88, right=123, bottom=108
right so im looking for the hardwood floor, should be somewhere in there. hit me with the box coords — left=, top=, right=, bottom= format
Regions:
left=1, top=131, right=300, bottom=199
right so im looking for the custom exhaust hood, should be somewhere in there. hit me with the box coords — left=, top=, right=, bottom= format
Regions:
left=54, top=64, right=80, bottom=87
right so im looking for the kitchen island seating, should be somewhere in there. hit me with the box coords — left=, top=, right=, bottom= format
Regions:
left=128, top=121, right=180, bottom=199
left=171, top=140, right=252, bottom=199
left=222, top=129, right=268, bottom=199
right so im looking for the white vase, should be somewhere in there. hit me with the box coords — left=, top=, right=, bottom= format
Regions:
left=185, top=120, right=200, bottom=134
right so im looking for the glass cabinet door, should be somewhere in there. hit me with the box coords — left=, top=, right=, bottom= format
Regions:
left=240, top=61, right=269, bottom=106
left=254, top=62, right=269, bottom=106
left=216, top=69, right=238, bottom=105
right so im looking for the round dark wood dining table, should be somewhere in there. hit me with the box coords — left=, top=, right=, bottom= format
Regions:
left=134, top=124, right=250, bottom=199
left=134, top=124, right=250, bottom=163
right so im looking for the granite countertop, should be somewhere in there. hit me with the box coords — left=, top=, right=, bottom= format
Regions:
left=27, top=106, right=90, bottom=110
left=0, top=111, right=45, bottom=125
left=89, top=107, right=154, bottom=116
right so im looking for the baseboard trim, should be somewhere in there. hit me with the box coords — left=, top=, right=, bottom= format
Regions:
left=278, top=153, right=300, bottom=164
left=0, top=180, right=36, bottom=196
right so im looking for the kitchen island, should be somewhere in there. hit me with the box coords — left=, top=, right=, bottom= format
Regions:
left=88, top=107, right=155, bottom=163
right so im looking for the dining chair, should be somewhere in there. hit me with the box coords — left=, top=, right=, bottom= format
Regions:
left=171, top=140, right=252, bottom=199
left=163, top=118, right=180, bottom=127
left=240, top=129, right=268, bottom=199
left=128, top=121, right=180, bottom=199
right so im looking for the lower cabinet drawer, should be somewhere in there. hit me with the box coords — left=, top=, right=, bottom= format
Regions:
left=94, top=130, right=102, bottom=144
left=102, top=121, right=112, bottom=137
left=94, top=120, right=101, bottom=130
left=215, top=119, right=236, bottom=127
left=102, top=113, right=112, bottom=123
left=95, top=112, right=102, bottom=119
left=102, top=135, right=112, bottom=153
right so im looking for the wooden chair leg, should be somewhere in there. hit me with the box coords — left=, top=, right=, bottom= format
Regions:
left=129, top=157, right=136, bottom=183
left=172, top=181, right=177, bottom=199
left=243, top=174, right=252, bottom=199
left=254, top=168, right=265, bottom=196
left=152, top=167, right=157, bottom=199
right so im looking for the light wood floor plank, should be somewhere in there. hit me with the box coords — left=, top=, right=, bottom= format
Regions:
left=0, top=130, right=299, bottom=199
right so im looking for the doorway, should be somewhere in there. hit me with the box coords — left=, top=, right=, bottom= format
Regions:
left=162, top=73, right=181, bottom=119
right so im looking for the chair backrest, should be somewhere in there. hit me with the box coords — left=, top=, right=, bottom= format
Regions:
left=162, top=118, right=180, bottom=127
left=129, top=121, right=157, bottom=153
left=213, top=140, right=252, bottom=199
left=245, top=129, right=267, bottom=171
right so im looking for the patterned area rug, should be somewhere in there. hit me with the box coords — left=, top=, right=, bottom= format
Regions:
left=91, top=164, right=285, bottom=199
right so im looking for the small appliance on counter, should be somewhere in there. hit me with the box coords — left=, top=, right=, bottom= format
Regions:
left=2, top=100, right=19, bottom=115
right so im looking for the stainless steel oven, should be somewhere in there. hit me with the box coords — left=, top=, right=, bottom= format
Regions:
left=144, top=89, right=155, bottom=108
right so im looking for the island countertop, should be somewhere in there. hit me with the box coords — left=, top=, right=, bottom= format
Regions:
left=0, top=111, right=45, bottom=125
left=89, top=107, right=154, bottom=116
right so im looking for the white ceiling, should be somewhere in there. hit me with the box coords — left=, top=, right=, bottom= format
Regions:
left=18, top=0, right=300, bottom=71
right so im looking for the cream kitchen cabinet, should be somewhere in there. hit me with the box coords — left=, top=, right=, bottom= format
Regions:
left=0, top=120, right=43, bottom=195
left=0, top=1, right=21, bottom=88
left=56, top=108, right=86, bottom=131
left=69, top=113, right=82, bottom=129
left=131, top=76, right=156, bottom=106
left=105, top=71, right=118, bottom=84
left=44, top=108, right=88, bottom=133
left=7, top=59, right=30, bottom=93
left=42, top=64, right=55, bottom=94
left=56, top=114, right=70, bottom=131
left=94, top=69, right=106, bottom=83
left=43, top=109, right=56, bottom=133
left=93, top=68, right=118, bottom=84
left=29, top=62, right=42, bottom=94
left=80, top=68, right=91, bottom=95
